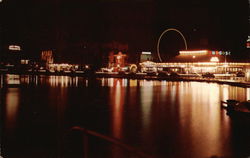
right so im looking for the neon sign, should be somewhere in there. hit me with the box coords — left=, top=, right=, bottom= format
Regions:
left=9, top=45, right=21, bottom=51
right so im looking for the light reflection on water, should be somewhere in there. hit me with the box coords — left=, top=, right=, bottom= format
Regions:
left=177, top=82, right=231, bottom=157
left=110, top=79, right=125, bottom=139
left=2, top=75, right=250, bottom=158
left=5, top=88, right=20, bottom=130
left=140, top=80, right=153, bottom=129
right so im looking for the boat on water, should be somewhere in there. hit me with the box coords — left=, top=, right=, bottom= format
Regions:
left=221, top=100, right=250, bottom=117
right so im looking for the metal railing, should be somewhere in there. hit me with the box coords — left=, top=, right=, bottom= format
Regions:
left=68, top=126, right=153, bottom=158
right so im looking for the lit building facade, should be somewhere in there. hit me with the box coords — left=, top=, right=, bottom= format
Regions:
left=5, top=45, right=23, bottom=65
left=140, top=52, right=153, bottom=63
left=140, top=50, right=250, bottom=74
left=41, top=50, right=54, bottom=68
left=4, top=45, right=29, bottom=65
left=108, top=51, right=127, bottom=71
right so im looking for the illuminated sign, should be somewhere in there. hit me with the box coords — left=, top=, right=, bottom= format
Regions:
left=219, top=51, right=231, bottom=55
left=140, top=52, right=153, bottom=62
left=9, top=45, right=21, bottom=51
left=179, top=50, right=231, bottom=56
left=179, top=50, right=208, bottom=55
left=142, top=52, right=151, bottom=55
left=211, top=51, right=231, bottom=56
left=210, top=57, right=219, bottom=62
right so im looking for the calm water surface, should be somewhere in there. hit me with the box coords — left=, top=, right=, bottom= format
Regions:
left=1, top=75, right=250, bottom=158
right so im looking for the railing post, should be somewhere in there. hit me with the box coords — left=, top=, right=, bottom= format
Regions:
left=83, top=133, right=88, bottom=158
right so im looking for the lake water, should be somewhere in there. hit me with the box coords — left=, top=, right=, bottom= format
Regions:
left=1, top=75, right=250, bottom=158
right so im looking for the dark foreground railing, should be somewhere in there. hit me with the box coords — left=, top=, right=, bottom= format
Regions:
left=69, top=126, right=153, bottom=158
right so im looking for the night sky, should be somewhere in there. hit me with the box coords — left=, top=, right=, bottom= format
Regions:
left=1, top=0, right=249, bottom=62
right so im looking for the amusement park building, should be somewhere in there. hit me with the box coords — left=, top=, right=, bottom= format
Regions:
left=140, top=50, right=250, bottom=74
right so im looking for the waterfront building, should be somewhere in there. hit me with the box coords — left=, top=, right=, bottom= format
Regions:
left=107, top=51, right=128, bottom=72
left=114, top=52, right=127, bottom=67
left=0, top=44, right=32, bottom=72
left=140, top=52, right=153, bottom=63
left=140, top=50, right=250, bottom=75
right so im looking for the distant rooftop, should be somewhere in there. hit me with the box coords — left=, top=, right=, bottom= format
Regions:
left=167, top=50, right=249, bottom=63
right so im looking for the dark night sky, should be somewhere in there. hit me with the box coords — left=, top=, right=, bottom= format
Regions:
left=1, top=0, right=249, bottom=61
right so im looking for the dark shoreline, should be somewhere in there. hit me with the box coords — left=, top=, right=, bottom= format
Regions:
left=1, top=71, right=250, bottom=88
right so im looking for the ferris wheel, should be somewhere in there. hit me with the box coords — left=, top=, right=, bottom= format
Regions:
left=157, top=28, right=188, bottom=62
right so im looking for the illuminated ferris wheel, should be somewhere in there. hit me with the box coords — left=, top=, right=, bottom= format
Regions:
left=157, top=28, right=188, bottom=62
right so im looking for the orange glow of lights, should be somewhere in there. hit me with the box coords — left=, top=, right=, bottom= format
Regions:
left=9, top=45, right=21, bottom=51
left=247, top=88, right=250, bottom=100
left=140, top=61, right=156, bottom=66
left=179, top=50, right=208, bottom=55
left=156, top=62, right=250, bottom=67
left=116, top=55, right=121, bottom=60
left=210, top=57, right=219, bottom=62
left=129, top=80, right=137, bottom=87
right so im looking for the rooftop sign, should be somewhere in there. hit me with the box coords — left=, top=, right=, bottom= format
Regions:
left=179, top=50, right=208, bottom=55
left=180, top=50, right=231, bottom=56
left=9, top=45, right=21, bottom=51
left=142, top=52, right=151, bottom=55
